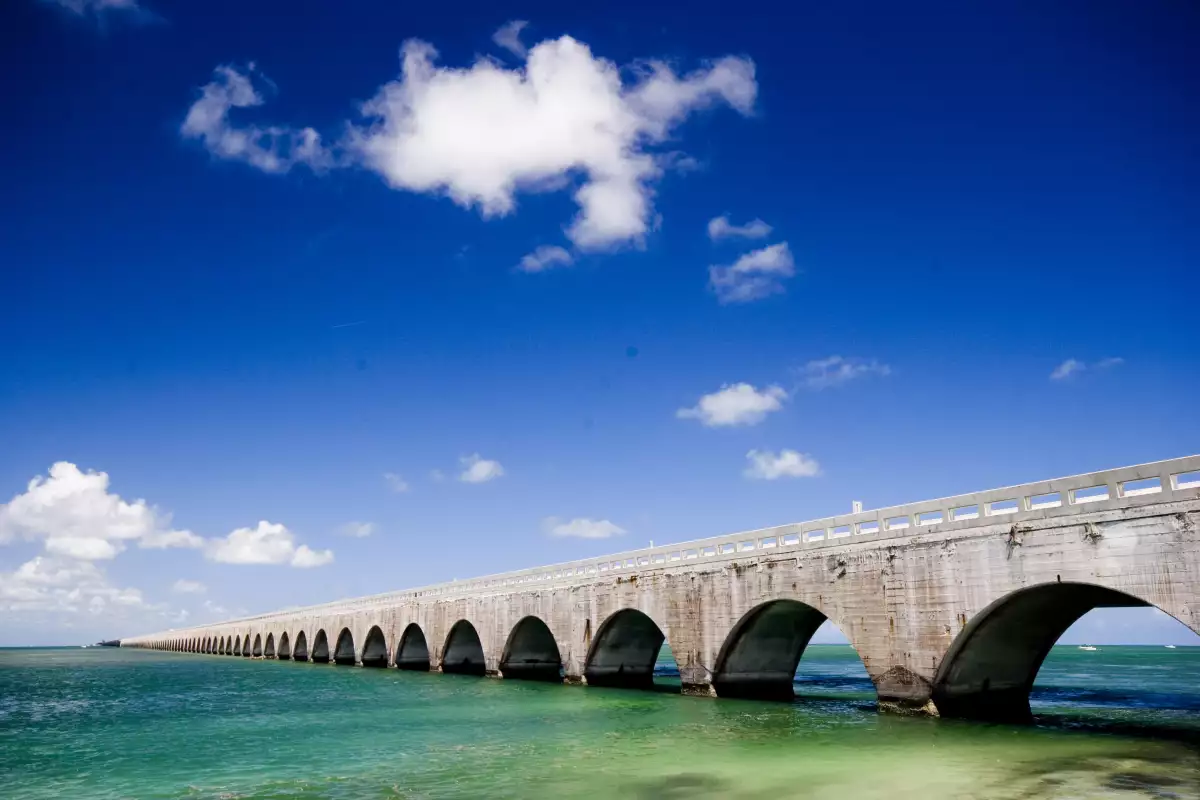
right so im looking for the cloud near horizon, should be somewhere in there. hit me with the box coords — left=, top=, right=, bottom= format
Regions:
left=543, top=517, right=627, bottom=539
left=180, top=24, right=757, bottom=251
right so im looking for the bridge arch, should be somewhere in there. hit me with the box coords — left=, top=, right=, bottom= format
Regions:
left=233, top=636, right=242, bottom=656
left=584, top=608, right=669, bottom=690
left=712, top=599, right=874, bottom=701
left=931, top=581, right=1186, bottom=722
left=264, top=633, right=276, bottom=658
left=216, top=636, right=224, bottom=655
left=396, top=623, right=431, bottom=670
left=362, top=625, right=388, bottom=667
left=251, top=634, right=263, bottom=657
left=242, top=634, right=253, bottom=656
left=334, top=628, right=356, bottom=665
left=442, top=620, right=486, bottom=676
left=293, top=631, right=309, bottom=662
left=278, top=631, right=291, bottom=660
left=501, top=616, right=563, bottom=682
left=311, top=629, right=330, bottom=663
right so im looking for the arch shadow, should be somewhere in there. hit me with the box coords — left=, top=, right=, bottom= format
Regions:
left=362, top=626, right=388, bottom=667
left=311, top=629, right=330, bottom=663
left=264, top=633, right=276, bottom=658
left=933, top=581, right=1160, bottom=723
left=252, top=634, right=263, bottom=658
left=396, top=623, right=431, bottom=671
left=334, top=628, right=356, bottom=666
left=442, top=620, right=486, bottom=676
left=293, top=631, right=309, bottom=662
left=217, top=637, right=225, bottom=655
left=501, top=616, right=563, bottom=682
left=233, top=636, right=242, bottom=656
left=711, top=599, right=871, bottom=702
left=243, top=634, right=253, bottom=657
left=278, top=632, right=292, bottom=660
left=584, top=609, right=665, bottom=690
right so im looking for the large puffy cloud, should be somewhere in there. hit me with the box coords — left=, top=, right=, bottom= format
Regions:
left=708, top=242, right=795, bottom=303
left=206, top=520, right=334, bottom=568
left=677, top=383, right=787, bottom=427
left=0, top=462, right=202, bottom=560
left=0, top=556, right=145, bottom=615
left=183, top=27, right=756, bottom=251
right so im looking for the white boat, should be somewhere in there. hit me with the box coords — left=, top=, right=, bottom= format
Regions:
left=1078, top=645, right=1098, bottom=651
left=1166, top=645, right=1177, bottom=649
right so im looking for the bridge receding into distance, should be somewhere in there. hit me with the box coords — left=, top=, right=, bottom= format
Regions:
left=122, top=456, right=1200, bottom=722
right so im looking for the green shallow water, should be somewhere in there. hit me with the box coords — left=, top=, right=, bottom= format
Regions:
left=1, top=646, right=1198, bottom=799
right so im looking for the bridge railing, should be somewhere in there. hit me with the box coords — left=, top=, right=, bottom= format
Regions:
left=126, top=456, right=1200, bottom=639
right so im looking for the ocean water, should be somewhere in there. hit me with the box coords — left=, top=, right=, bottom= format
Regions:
left=1, top=645, right=1197, bottom=799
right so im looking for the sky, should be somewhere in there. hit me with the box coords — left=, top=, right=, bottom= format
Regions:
left=1, top=0, right=1198, bottom=648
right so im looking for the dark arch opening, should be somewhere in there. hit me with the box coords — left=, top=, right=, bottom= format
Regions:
left=217, top=637, right=224, bottom=655
left=362, top=626, right=388, bottom=667
left=501, top=616, right=563, bottom=682
left=264, top=633, right=276, bottom=658
left=933, top=582, right=1162, bottom=723
left=584, top=609, right=666, bottom=690
left=242, top=635, right=253, bottom=657
left=204, top=637, right=211, bottom=653
left=396, top=623, right=431, bottom=671
left=311, top=629, right=330, bottom=663
left=252, top=634, right=263, bottom=657
left=442, top=620, right=486, bottom=676
left=293, top=631, right=309, bottom=662
left=278, top=632, right=291, bottom=660
left=712, top=600, right=874, bottom=703
left=334, top=628, right=356, bottom=665
left=233, top=636, right=242, bottom=656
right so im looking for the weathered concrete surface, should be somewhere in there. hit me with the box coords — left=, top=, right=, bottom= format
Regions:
left=122, top=458, right=1200, bottom=722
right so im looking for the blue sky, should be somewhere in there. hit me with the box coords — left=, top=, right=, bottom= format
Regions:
left=1, top=0, right=1198, bottom=647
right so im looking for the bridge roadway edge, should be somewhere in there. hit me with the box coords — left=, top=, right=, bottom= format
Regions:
left=119, top=458, right=1200, bottom=721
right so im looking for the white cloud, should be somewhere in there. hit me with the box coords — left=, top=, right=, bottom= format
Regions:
left=206, top=520, right=333, bottom=568
left=1051, top=357, right=1123, bottom=380
left=181, top=65, right=332, bottom=175
left=708, top=242, right=795, bottom=303
left=185, top=33, right=754, bottom=250
left=337, top=521, right=376, bottom=538
left=677, top=383, right=787, bottom=427
left=45, top=0, right=139, bottom=15
left=798, top=356, right=892, bottom=390
left=543, top=517, right=626, bottom=539
left=492, top=19, right=529, bottom=58
left=383, top=472, right=410, bottom=493
left=0, top=462, right=202, bottom=561
left=171, top=579, right=206, bottom=594
left=518, top=245, right=573, bottom=273
left=0, top=556, right=147, bottom=615
left=458, top=454, right=505, bottom=483
left=707, top=215, right=772, bottom=241
left=744, top=449, right=821, bottom=480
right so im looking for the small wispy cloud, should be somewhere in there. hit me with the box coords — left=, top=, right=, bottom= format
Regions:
left=677, top=383, right=787, bottom=427
left=44, top=0, right=140, bottom=15
left=744, top=449, right=821, bottom=480
left=1050, top=357, right=1123, bottom=381
left=171, top=579, right=205, bottom=594
left=337, top=521, right=376, bottom=538
left=459, top=454, right=505, bottom=484
left=383, top=473, right=410, bottom=493
left=492, top=20, right=530, bottom=58
left=518, top=245, right=573, bottom=273
left=797, top=356, right=892, bottom=390
left=542, top=517, right=626, bottom=539
left=707, top=215, right=772, bottom=241
left=708, top=242, right=795, bottom=303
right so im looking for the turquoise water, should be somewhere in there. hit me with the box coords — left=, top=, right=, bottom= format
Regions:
left=1, top=645, right=1198, bottom=798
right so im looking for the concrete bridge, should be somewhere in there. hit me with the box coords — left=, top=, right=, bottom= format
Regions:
left=122, top=456, right=1200, bottom=722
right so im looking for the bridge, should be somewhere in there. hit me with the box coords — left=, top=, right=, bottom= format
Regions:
left=121, top=456, right=1200, bottom=722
